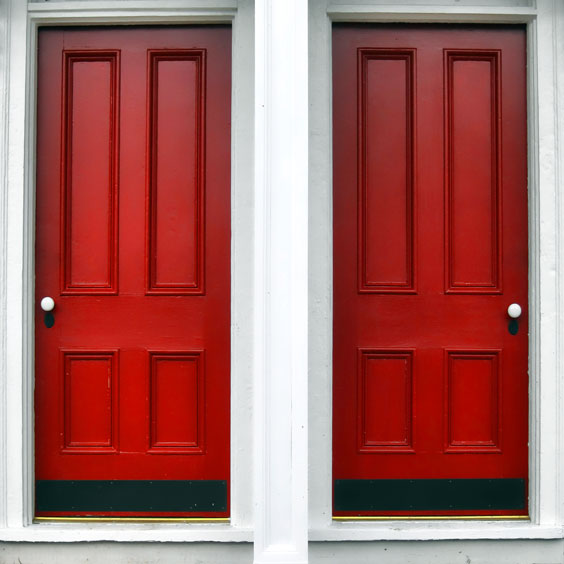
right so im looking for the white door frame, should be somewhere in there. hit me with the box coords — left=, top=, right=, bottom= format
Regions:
left=0, top=0, right=256, bottom=543
left=308, top=0, right=564, bottom=542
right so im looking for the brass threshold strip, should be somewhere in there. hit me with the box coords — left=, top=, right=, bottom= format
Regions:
left=333, top=515, right=530, bottom=521
left=35, top=517, right=230, bottom=523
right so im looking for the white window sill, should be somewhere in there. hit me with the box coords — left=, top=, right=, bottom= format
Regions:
left=309, top=521, right=563, bottom=541
left=0, top=523, right=253, bottom=543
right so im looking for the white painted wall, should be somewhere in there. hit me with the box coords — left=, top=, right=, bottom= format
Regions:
left=1, top=539, right=564, bottom=564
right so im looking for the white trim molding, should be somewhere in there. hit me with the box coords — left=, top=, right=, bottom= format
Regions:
left=557, top=0, right=564, bottom=531
left=326, top=3, right=537, bottom=22
left=5, top=0, right=31, bottom=531
left=254, top=0, right=309, bottom=562
left=0, top=0, right=11, bottom=532
left=27, top=1, right=237, bottom=23
left=308, top=0, right=564, bottom=543
left=0, top=0, right=255, bottom=544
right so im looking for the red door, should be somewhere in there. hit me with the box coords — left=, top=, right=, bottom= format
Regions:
left=333, top=25, right=528, bottom=517
left=35, top=27, right=231, bottom=518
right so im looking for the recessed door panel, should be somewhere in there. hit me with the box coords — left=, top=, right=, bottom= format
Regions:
left=446, top=350, right=501, bottom=452
left=333, top=25, right=528, bottom=517
left=358, top=349, right=414, bottom=453
left=62, top=52, right=119, bottom=294
left=62, top=350, right=118, bottom=453
left=359, top=51, right=415, bottom=292
left=35, top=27, right=231, bottom=519
left=149, top=351, right=204, bottom=453
left=446, top=52, right=502, bottom=293
left=147, top=52, right=205, bottom=294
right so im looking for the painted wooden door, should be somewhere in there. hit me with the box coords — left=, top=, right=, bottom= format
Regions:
left=333, top=25, right=528, bottom=517
left=35, top=27, right=231, bottom=518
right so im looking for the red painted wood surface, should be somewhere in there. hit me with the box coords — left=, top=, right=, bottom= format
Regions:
left=35, top=27, right=231, bottom=517
left=333, top=25, right=528, bottom=516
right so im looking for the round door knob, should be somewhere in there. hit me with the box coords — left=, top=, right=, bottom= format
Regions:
left=507, top=303, right=522, bottom=319
left=40, top=297, right=55, bottom=312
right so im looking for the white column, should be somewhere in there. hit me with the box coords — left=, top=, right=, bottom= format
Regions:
left=0, top=0, right=10, bottom=532
left=254, top=1, right=308, bottom=562
left=553, top=0, right=564, bottom=528
left=554, top=2, right=564, bottom=524
left=535, top=0, right=561, bottom=527
left=4, top=0, right=30, bottom=529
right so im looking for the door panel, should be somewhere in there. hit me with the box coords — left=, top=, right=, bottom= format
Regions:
left=333, top=25, right=528, bottom=517
left=359, top=50, right=415, bottom=293
left=35, top=27, right=231, bottom=518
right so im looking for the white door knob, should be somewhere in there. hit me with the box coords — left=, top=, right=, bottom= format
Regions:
left=40, top=297, right=55, bottom=312
left=507, top=303, right=522, bottom=319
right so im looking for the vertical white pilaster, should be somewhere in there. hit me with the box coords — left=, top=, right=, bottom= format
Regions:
left=554, top=0, right=564, bottom=528
left=254, top=1, right=308, bottom=562
left=231, top=0, right=257, bottom=532
left=535, top=0, right=561, bottom=527
left=0, top=0, right=11, bottom=532
left=5, top=0, right=29, bottom=529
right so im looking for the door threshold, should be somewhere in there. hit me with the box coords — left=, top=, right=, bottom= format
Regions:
left=333, top=515, right=530, bottom=521
left=34, top=517, right=230, bottom=523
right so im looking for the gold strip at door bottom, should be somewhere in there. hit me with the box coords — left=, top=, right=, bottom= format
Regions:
left=35, top=517, right=230, bottom=523
left=333, top=515, right=530, bottom=521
